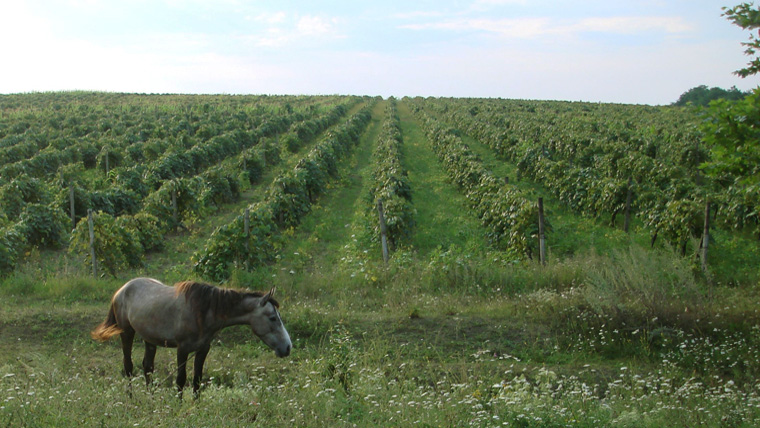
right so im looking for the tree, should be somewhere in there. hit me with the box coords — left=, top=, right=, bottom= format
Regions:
left=724, top=3, right=760, bottom=77
left=700, top=90, right=760, bottom=185
left=674, top=85, right=748, bottom=106
left=699, top=4, right=760, bottom=187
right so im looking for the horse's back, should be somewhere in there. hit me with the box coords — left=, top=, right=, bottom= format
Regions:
left=113, top=277, right=171, bottom=322
left=113, top=278, right=189, bottom=346
left=116, top=277, right=167, bottom=297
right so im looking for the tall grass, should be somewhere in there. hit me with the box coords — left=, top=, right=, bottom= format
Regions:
left=1, top=240, right=759, bottom=426
left=2, top=296, right=759, bottom=427
left=582, top=246, right=704, bottom=322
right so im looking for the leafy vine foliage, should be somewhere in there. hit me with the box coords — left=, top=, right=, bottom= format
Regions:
left=0, top=92, right=361, bottom=275
left=2, top=90, right=758, bottom=277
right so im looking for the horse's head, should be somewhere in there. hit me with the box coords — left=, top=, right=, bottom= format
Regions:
left=246, top=287, right=291, bottom=357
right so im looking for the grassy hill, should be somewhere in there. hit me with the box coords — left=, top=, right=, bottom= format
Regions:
left=1, top=94, right=759, bottom=426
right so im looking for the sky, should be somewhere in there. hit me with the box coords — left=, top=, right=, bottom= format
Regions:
left=0, top=0, right=757, bottom=105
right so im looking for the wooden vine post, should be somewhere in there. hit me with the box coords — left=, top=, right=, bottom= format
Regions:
left=69, top=181, right=76, bottom=230
left=377, top=199, right=389, bottom=264
left=244, top=207, right=250, bottom=269
left=701, top=201, right=711, bottom=273
left=171, top=187, right=178, bottom=231
left=538, top=197, right=547, bottom=266
left=87, top=209, right=97, bottom=278
left=624, top=177, right=633, bottom=233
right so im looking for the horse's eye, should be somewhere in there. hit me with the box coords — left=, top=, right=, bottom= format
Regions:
left=269, top=316, right=278, bottom=323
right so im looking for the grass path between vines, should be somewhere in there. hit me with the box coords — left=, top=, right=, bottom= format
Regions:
left=256, top=100, right=387, bottom=279
left=396, top=100, right=487, bottom=256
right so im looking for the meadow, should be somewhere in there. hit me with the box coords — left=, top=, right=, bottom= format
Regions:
left=1, top=94, right=759, bottom=427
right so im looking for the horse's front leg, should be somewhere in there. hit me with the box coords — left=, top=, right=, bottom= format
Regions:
left=176, top=348, right=190, bottom=399
left=120, top=330, right=135, bottom=377
left=192, top=344, right=211, bottom=398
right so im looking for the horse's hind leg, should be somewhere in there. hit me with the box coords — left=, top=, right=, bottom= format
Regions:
left=120, top=329, right=135, bottom=377
left=192, top=344, right=211, bottom=398
left=142, top=342, right=157, bottom=387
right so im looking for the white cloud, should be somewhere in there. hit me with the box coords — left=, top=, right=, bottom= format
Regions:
left=400, top=15, right=693, bottom=39
left=0, top=1, right=749, bottom=103
left=470, top=0, right=529, bottom=10
left=297, top=15, right=337, bottom=36
left=65, top=0, right=106, bottom=10
left=393, top=10, right=447, bottom=20
left=475, top=0, right=528, bottom=4
left=250, top=11, right=287, bottom=25
left=240, top=12, right=343, bottom=48
left=0, top=2, right=51, bottom=45
left=576, top=16, right=692, bottom=34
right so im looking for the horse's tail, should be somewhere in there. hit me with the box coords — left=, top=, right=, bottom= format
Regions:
left=91, top=302, right=123, bottom=342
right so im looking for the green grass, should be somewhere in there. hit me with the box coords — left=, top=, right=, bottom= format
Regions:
left=2, top=261, right=759, bottom=427
left=397, top=102, right=488, bottom=255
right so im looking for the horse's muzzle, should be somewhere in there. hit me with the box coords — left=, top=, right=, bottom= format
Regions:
left=276, top=344, right=291, bottom=358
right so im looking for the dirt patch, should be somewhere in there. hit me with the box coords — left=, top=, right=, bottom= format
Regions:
left=0, top=301, right=103, bottom=350
left=368, top=313, right=535, bottom=358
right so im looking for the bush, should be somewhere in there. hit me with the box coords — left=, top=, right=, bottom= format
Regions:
left=18, top=203, right=68, bottom=249
left=143, top=179, right=199, bottom=232
left=0, top=183, right=25, bottom=219
left=89, top=187, right=140, bottom=217
left=198, top=169, right=241, bottom=208
left=281, top=132, right=301, bottom=153
left=0, top=177, right=53, bottom=218
left=120, top=212, right=164, bottom=253
left=113, top=167, right=149, bottom=197
left=56, top=185, right=90, bottom=227
left=0, top=224, right=27, bottom=275
left=69, top=211, right=143, bottom=275
left=96, top=147, right=123, bottom=172
left=193, top=205, right=279, bottom=282
left=78, top=143, right=99, bottom=168
left=238, top=149, right=266, bottom=184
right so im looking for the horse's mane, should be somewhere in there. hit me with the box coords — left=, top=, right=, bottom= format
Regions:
left=174, top=281, right=279, bottom=320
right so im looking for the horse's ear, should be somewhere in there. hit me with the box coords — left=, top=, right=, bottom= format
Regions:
left=260, top=287, right=276, bottom=307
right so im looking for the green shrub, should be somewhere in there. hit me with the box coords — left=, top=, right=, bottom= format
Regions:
left=18, top=203, right=68, bottom=249
left=96, top=146, right=123, bottom=172
left=281, top=132, right=301, bottom=153
left=120, top=212, right=164, bottom=253
left=69, top=211, right=143, bottom=276
left=0, top=224, right=26, bottom=274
